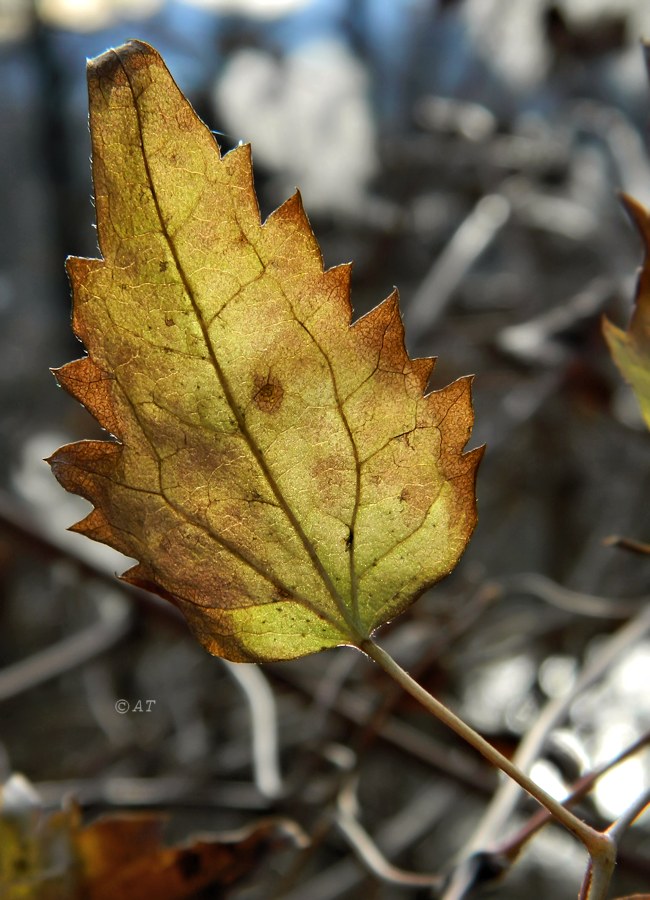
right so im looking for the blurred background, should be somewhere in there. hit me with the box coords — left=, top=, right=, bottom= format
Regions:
left=0, top=0, right=649, bottom=897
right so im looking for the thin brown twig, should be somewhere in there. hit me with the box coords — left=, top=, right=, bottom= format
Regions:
left=455, top=603, right=650, bottom=861
left=356, top=586, right=496, bottom=755
left=580, top=789, right=650, bottom=900
left=497, top=729, right=650, bottom=864
left=440, top=605, right=650, bottom=900
left=607, top=788, right=650, bottom=845
left=364, top=640, right=617, bottom=890
left=603, top=534, right=650, bottom=556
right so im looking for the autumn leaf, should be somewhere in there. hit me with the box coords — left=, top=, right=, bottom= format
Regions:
left=49, top=41, right=482, bottom=663
left=0, top=774, right=305, bottom=899
left=603, top=194, right=650, bottom=428
left=75, top=812, right=306, bottom=900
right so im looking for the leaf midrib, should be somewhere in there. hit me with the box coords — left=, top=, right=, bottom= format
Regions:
left=116, top=51, right=363, bottom=643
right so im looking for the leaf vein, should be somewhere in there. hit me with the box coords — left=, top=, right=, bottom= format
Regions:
left=117, top=52, right=355, bottom=638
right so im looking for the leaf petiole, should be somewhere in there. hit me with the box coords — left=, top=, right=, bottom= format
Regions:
left=360, top=638, right=616, bottom=899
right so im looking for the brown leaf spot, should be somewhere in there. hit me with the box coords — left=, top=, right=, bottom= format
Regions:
left=310, top=453, right=341, bottom=480
left=252, top=373, right=284, bottom=413
left=165, top=316, right=174, bottom=326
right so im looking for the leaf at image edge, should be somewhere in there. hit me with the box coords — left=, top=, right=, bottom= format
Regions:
left=603, top=194, right=650, bottom=429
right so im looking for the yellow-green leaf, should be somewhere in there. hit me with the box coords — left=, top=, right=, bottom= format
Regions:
left=49, top=41, right=482, bottom=662
left=604, top=194, right=650, bottom=428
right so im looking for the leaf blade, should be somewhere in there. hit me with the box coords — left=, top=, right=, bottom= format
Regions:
left=50, top=41, right=481, bottom=662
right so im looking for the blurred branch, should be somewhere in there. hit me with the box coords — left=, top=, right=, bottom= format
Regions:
left=494, top=572, right=646, bottom=619
left=272, top=663, right=494, bottom=795
left=606, top=788, right=650, bottom=845
left=578, top=788, right=650, bottom=900
left=0, top=489, right=183, bottom=627
left=224, top=660, right=283, bottom=800
left=499, top=729, right=650, bottom=863
left=443, top=603, right=650, bottom=900
left=334, top=775, right=444, bottom=890
left=406, top=193, right=510, bottom=343
left=0, top=592, right=131, bottom=703
left=580, top=788, right=650, bottom=900
left=355, top=586, right=495, bottom=753
left=34, top=774, right=269, bottom=812
left=281, top=773, right=456, bottom=900
left=496, top=278, right=612, bottom=368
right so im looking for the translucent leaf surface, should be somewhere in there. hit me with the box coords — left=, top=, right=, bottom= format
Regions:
left=49, top=41, right=482, bottom=662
